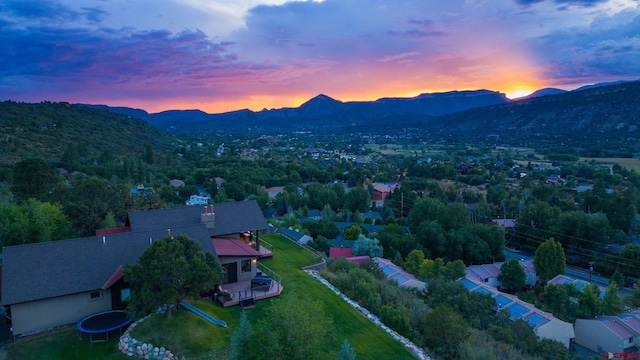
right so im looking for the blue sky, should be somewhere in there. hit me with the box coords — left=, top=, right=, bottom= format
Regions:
left=1, top=0, right=638, bottom=113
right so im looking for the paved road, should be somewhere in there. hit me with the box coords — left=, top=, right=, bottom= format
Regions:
left=504, top=248, right=632, bottom=296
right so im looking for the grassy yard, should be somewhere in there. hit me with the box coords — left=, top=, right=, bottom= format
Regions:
left=8, top=234, right=416, bottom=359
left=7, top=327, right=127, bottom=359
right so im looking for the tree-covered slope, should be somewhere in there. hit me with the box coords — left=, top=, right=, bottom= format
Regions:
left=427, top=81, right=640, bottom=150
left=0, top=101, right=177, bottom=169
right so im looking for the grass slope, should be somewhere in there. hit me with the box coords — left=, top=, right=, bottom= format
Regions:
left=8, top=234, right=415, bottom=359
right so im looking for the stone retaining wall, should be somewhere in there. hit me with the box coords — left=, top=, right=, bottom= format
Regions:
left=118, top=314, right=179, bottom=360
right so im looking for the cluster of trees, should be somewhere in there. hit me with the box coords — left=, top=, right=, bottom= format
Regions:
left=403, top=249, right=466, bottom=281
left=520, top=282, right=622, bottom=323
left=5, top=158, right=167, bottom=240
left=322, top=258, right=576, bottom=360
left=7, top=124, right=640, bottom=284
left=0, top=199, right=74, bottom=247
left=407, top=197, right=505, bottom=265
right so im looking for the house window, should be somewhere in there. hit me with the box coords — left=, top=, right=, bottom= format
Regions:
left=241, top=259, right=252, bottom=273
left=121, top=288, right=131, bottom=302
left=90, top=290, right=102, bottom=301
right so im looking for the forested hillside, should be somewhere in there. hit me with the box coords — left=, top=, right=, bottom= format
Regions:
left=428, top=81, right=640, bottom=154
left=0, top=101, right=176, bottom=174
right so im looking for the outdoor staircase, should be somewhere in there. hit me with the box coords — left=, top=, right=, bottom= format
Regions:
left=239, top=293, right=256, bottom=309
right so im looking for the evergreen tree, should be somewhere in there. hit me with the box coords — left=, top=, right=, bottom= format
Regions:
left=230, top=311, right=253, bottom=360
left=337, top=340, right=356, bottom=360
left=101, top=211, right=117, bottom=229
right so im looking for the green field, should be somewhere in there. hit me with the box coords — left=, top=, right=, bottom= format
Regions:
left=8, top=234, right=416, bottom=360
left=579, top=157, right=640, bottom=172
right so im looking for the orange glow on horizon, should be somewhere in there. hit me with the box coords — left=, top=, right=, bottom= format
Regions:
left=504, top=86, right=536, bottom=99
left=133, top=84, right=542, bottom=114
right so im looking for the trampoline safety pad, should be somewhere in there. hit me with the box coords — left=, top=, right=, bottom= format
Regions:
left=76, top=310, right=132, bottom=343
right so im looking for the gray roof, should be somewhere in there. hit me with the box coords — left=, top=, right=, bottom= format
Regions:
left=127, top=200, right=268, bottom=237
left=1, top=224, right=213, bottom=305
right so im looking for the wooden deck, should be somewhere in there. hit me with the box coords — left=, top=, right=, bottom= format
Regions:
left=217, top=279, right=283, bottom=307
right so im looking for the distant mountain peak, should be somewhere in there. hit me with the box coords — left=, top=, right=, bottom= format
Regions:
left=315, top=93, right=334, bottom=99
left=301, top=93, right=341, bottom=105
left=297, top=93, right=346, bottom=115
left=519, top=88, right=568, bottom=100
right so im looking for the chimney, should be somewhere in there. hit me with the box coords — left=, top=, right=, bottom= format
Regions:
left=167, top=228, right=172, bottom=239
left=201, top=204, right=216, bottom=229
left=149, top=237, right=153, bottom=244
left=102, top=236, right=106, bottom=245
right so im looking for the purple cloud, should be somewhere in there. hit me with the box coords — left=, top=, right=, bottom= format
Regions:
left=1, top=0, right=639, bottom=112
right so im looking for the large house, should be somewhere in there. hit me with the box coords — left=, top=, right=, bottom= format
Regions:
left=1, top=200, right=269, bottom=338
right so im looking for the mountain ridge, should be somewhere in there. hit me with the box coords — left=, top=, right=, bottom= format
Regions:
left=79, top=79, right=640, bottom=139
left=83, top=89, right=510, bottom=134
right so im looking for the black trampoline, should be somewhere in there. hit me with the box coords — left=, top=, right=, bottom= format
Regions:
left=76, top=310, right=132, bottom=342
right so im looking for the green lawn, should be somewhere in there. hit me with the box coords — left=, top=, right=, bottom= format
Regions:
left=7, top=327, right=128, bottom=360
left=8, top=234, right=416, bottom=360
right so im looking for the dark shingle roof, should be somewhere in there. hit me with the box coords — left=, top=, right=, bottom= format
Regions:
left=1, top=224, right=213, bottom=305
left=127, top=200, right=268, bottom=236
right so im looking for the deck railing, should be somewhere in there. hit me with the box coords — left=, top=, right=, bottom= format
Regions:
left=256, top=238, right=273, bottom=255
left=257, top=262, right=283, bottom=293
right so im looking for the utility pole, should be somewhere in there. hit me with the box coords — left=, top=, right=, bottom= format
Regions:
left=400, top=192, right=404, bottom=218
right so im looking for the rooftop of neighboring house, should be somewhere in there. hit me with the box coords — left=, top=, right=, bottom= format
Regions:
left=329, top=247, right=353, bottom=258
left=600, top=317, right=636, bottom=339
left=548, top=274, right=606, bottom=298
left=169, top=179, right=185, bottom=187
left=492, top=218, right=516, bottom=228
left=372, top=257, right=426, bottom=290
left=347, top=255, right=371, bottom=264
left=465, top=259, right=537, bottom=283
left=459, top=277, right=570, bottom=332
left=372, top=182, right=398, bottom=193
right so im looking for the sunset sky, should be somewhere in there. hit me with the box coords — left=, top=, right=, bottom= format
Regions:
left=1, top=0, right=639, bottom=114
